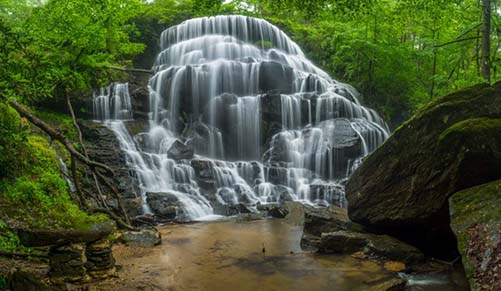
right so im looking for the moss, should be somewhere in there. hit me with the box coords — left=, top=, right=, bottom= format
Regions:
left=0, top=102, right=30, bottom=178
left=450, top=180, right=501, bottom=288
left=0, top=221, right=21, bottom=252
left=439, top=117, right=501, bottom=143
left=0, top=128, right=106, bottom=232
left=393, top=83, right=493, bottom=134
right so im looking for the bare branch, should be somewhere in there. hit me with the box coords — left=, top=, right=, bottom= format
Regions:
left=434, top=36, right=481, bottom=48
left=108, top=66, right=153, bottom=74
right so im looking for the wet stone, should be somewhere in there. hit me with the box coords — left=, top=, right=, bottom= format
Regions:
left=121, top=229, right=162, bottom=248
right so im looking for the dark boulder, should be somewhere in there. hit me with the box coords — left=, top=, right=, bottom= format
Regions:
left=300, top=205, right=363, bottom=250
left=258, top=61, right=294, bottom=94
left=318, top=231, right=424, bottom=264
left=167, top=140, right=194, bottom=160
left=269, top=205, right=290, bottom=218
left=146, top=192, right=180, bottom=219
left=183, top=122, right=212, bottom=157
left=346, top=82, right=501, bottom=257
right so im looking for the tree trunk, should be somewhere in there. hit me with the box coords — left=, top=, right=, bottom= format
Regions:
left=8, top=100, right=113, bottom=175
left=481, top=0, right=491, bottom=82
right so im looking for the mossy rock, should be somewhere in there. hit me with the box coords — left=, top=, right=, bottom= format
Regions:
left=346, top=82, right=501, bottom=257
left=449, top=180, right=501, bottom=291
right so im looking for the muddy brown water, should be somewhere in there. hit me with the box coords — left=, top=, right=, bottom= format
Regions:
left=93, top=218, right=468, bottom=291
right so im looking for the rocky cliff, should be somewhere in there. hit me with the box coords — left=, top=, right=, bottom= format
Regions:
left=346, top=82, right=501, bottom=258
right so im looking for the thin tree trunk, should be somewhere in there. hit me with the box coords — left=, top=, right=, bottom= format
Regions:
left=94, top=170, right=132, bottom=225
left=430, top=49, right=437, bottom=100
left=430, top=30, right=438, bottom=100
left=108, top=66, right=153, bottom=74
left=481, top=0, right=491, bottom=82
left=66, top=95, right=104, bottom=198
left=70, top=155, right=85, bottom=208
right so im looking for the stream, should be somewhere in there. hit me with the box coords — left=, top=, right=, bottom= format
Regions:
left=92, top=218, right=469, bottom=291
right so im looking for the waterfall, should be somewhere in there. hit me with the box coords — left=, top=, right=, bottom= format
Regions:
left=93, top=83, right=215, bottom=221
left=93, top=15, right=389, bottom=221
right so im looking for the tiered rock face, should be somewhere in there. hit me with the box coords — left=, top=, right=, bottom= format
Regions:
left=79, top=119, right=144, bottom=218
left=86, top=15, right=389, bottom=221
left=346, top=82, right=501, bottom=258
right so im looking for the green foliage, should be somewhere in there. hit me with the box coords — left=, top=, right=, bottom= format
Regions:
left=232, top=0, right=501, bottom=127
left=1, top=172, right=106, bottom=230
left=0, top=103, right=29, bottom=179
left=0, top=134, right=107, bottom=230
left=0, top=102, right=106, bottom=234
left=0, top=221, right=20, bottom=252
left=0, top=0, right=145, bottom=104
left=35, top=110, right=77, bottom=140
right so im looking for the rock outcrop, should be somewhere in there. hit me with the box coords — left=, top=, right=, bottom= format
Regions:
left=80, top=119, right=146, bottom=218
left=318, top=231, right=424, bottom=264
left=146, top=192, right=180, bottom=220
left=346, top=82, right=501, bottom=257
left=450, top=180, right=501, bottom=291
left=300, top=205, right=363, bottom=249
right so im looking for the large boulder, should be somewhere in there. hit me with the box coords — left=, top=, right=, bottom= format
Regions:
left=318, top=231, right=424, bottom=264
left=146, top=192, right=180, bottom=220
left=120, top=228, right=162, bottom=248
left=166, top=140, right=194, bottom=160
left=300, top=205, right=363, bottom=249
left=346, top=82, right=501, bottom=257
left=449, top=180, right=501, bottom=291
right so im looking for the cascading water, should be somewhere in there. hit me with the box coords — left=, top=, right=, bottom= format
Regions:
left=93, top=83, right=215, bottom=221
left=93, top=15, right=389, bottom=221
